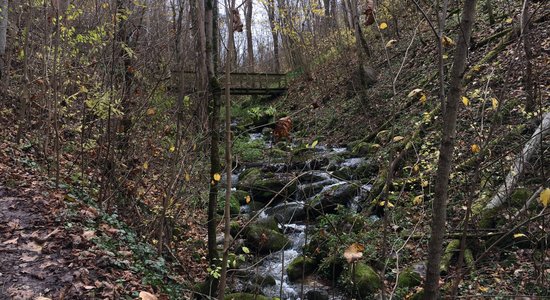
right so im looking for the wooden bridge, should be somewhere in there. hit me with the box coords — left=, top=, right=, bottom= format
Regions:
left=183, top=71, right=288, bottom=96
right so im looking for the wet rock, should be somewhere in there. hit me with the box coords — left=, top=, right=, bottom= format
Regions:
left=224, top=293, right=270, bottom=300
left=244, top=224, right=291, bottom=254
left=348, top=263, right=381, bottom=298
left=251, top=274, right=276, bottom=287
left=238, top=172, right=298, bottom=203
left=264, top=202, right=306, bottom=223
left=287, top=255, right=317, bottom=282
left=305, top=290, right=329, bottom=300
left=309, top=182, right=359, bottom=214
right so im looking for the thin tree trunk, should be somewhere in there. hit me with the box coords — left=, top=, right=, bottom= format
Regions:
left=218, top=0, right=234, bottom=296
left=423, top=0, right=477, bottom=298
left=521, top=0, right=535, bottom=112
left=245, top=0, right=253, bottom=72
left=206, top=0, right=222, bottom=295
left=265, top=0, right=279, bottom=72
left=0, top=0, right=9, bottom=82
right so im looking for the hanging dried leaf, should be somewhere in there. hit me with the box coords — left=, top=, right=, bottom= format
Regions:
left=213, top=173, right=221, bottom=182
left=363, top=0, right=375, bottom=26
left=344, top=243, right=365, bottom=263
left=273, top=116, right=292, bottom=142
left=231, top=9, right=244, bottom=32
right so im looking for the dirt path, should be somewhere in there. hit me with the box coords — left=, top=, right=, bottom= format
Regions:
left=0, top=181, right=86, bottom=299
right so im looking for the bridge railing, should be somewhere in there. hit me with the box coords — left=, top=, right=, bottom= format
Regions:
left=182, top=71, right=287, bottom=95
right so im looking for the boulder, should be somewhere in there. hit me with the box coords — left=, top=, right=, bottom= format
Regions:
left=305, top=290, right=329, bottom=300
left=245, top=224, right=291, bottom=254
left=238, top=172, right=298, bottom=203
left=309, top=182, right=359, bottom=214
left=251, top=274, right=276, bottom=287
left=348, top=263, right=381, bottom=298
left=217, top=192, right=241, bottom=216
left=264, top=202, right=306, bottom=224
left=224, top=293, right=270, bottom=300
left=287, top=255, right=317, bottom=282
left=397, top=267, right=422, bottom=288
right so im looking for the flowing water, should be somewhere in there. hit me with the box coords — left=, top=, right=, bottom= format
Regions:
left=233, top=134, right=374, bottom=299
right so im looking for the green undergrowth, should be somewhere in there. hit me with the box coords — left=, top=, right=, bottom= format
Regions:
left=59, top=183, right=188, bottom=298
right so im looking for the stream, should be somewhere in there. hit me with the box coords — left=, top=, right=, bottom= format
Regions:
left=226, top=131, right=378, bottom=299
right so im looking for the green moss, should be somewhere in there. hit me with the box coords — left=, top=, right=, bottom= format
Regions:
left=510, top=188, right=531, bottom=208
left=287, top=255, right=317, bottom=282
left=397, top=267, right=422, bottom=288
left=245, top=224, right=291, bottom=254
left=349, top=263, right=381, bottom=298
left=217, top=192, right=241, bottom=216
left=224, top=293, right=270, bottom=300
left=440, top=240, right=460, bottom=275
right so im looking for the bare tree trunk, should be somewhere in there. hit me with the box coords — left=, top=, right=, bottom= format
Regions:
left=0, top=0, right=8, bottom=81
left=245, top=0, right=254, bottom=72
left=265, top=0, right=279, bottom=72
left=423, top=0, right=477, bottom=298
left=521, top=0, right=535, bottom=112
left=206, top=0, right=222, bottom=296
left=218, top=0, right=234, bottom=296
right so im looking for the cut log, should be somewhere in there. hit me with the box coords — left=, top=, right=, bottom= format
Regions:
left=483, top=113, right=550, bottom=211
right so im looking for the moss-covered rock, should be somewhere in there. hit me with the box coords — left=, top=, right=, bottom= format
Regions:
left=245, top=224, right=291, bottom=254
left=217, top=192, right=241, bottom=216
left=287, top=255, right=317, bottom=282
left=251, top=274, right=276, bottom=287
left=351, top=142, right=381, bottom=156
left=239, top=173, right=298, bottom=203
left=348, top=262, right=381, bottom=298
left=397, top=267, right=422, bottom=288
left=440, top=240, right=460, bottom=275
left=510, top=187, right=531, bottom=208
left=305, top=290, right=329, bottom=300
left=224, top=293, right=270, bottom=300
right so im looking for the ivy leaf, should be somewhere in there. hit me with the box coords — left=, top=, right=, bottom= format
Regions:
left=540, top=188, right=550, bottom=208
left=462, top=96, right=470, bottom=106
left=344, top=243, right=365, bottom=263
left=379, top=22, right=388, bottom=30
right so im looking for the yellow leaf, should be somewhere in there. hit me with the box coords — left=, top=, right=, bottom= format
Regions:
left=343, top=242, right=365, bottom=263
left=540, top=188, right=550, bottom=208
left=442, top=54, right=449, bottom=60
left=513, top=233, right=526, bottom=238
left=185, top=172, right=190, bottom=182
left=505, top=17, right=513, bottom=24
left=442, top=35, right=456, bottom=47
left=146, top=108, right=156, bottom=116
left=419, top=93, right=427, bottom=104
left=472, top=65, right=481, bottom=72
left=413, top=164, right=420, bottom=173
left=169, top=145, right=175, bottom=152
left=491, top=98, right=499, bottom=110
left=471, top=144, right=481, bottom=154
left=213, top=173, right=221, bottom=182
left=385, top=39, right=397, bottom=48
left=393, top=136, right=405, bottom=142
left=101, top=2, right=109, bottom=9
left=379, top=201, right=395, bottom=208
left=311, top=140, right=318, bottom=148
left=143, top=162, right=149, bottom=170
left=413, top=195, right=424, bottom=205
left=478, top=286, right=489, bottom=293
left=421, top=180, right=429, bottom=188
left=139, top=291, right=158, bottom=300
left=245, top=195, right=251, bottom=204
left=462, top=96, right=470, bottom=106
left=379, top=22, right=388, bottom=30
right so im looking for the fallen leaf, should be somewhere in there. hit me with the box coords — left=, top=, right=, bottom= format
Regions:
left=513, top=233, right=526, bottom=238
left=540, top=188, right=550, bottom=208
left=139, top=291, right=158, bottom=300
left=82, top=230, right=96, bottom=241
left=413, top=195, right=424, bottom=205
left=491, top=98, right=499, bottom=110
left=471, top=144, right=481, bottom=154
left=392, top=136, right=405, bottom=142
left=344, top=243, right=365, bottom=263
left=146, top=108, right=156, bottom=116
left=385, top=39, right=397, bottom=48
left=442, top=35, right=455, bottom=47
left=462, top=96, right=470, bottom=106
left=2, top=237, right=18, bottom=245
left=379, top=22, right=388, bottom=30
left=20, top=253, right=38, bottom=262
left=407, top=88, right=423, bottom=98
